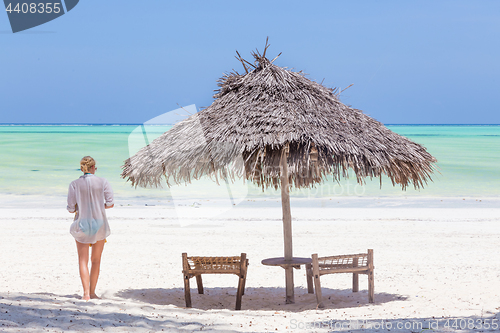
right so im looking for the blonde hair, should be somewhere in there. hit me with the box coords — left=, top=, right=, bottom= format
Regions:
left=80, top=156, right=96, bottom=173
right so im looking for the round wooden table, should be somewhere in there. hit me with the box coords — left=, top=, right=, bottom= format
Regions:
left=261, top=257, right=314, bottom=302
left=261, top=257, right=312, bottom=268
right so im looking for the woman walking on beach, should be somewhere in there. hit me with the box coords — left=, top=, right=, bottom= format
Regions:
left=67, top=156, right=114, bottom=300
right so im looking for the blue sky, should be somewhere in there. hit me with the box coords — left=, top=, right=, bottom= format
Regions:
left=1, top=1, right=499, bottom=124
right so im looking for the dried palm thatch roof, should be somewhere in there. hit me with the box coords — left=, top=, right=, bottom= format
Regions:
left=121, top=46, right=436, bottom=191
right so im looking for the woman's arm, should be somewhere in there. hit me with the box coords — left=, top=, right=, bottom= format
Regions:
left=103, top=179, right=114, bottom=209
left=67, top=183, right=77, bottom=213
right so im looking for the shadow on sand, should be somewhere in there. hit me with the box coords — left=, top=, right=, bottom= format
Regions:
left=0, top=292, right=220, bottom=332
left=1, top=291, right=498, bottom=332
left=115, top=286, right=407, bottom=311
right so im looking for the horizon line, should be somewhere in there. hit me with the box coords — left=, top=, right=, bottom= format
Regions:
left=0, top=123, right=499, bottom=126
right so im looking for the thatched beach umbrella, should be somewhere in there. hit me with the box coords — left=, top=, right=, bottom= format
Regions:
left=121, top=42, right=436, bottom=304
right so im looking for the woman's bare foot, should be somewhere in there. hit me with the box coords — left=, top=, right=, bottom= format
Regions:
left=82, top=294, right=90, bottom=301
left=90, top=294, right=100, bottom=299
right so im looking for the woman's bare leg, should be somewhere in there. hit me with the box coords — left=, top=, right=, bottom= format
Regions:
left=89, top=239, right=105, bottom=298
left=75, top=241, right=90, bottom=300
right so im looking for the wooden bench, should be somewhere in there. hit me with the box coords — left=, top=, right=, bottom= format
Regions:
left=182, top=253, right=249, bottom=310
left=309, top=249, right=374, bottom=308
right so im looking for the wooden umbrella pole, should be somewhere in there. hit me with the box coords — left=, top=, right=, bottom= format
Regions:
left=280, top=147, right=294, bottom=304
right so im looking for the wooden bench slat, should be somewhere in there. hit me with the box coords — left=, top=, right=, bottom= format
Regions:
left=318, top=267, right=369, bottom=275
left=317, top=264, right=368, bottom=269
left=319, top=254, right=367, bottom=260
left=188, top=269, right=241, bottom=275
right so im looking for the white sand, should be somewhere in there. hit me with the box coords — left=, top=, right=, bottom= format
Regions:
left=1, top=196, right=500, bottom=332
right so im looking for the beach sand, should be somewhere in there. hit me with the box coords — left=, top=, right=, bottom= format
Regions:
left=1, top=196, right=499, bottom=332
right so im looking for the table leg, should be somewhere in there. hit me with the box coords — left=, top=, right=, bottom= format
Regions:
left=285, top=266, right=294, bottom=304
left=306, top=263, right=314, bottom=294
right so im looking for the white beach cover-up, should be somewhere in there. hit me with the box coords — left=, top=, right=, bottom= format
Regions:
left=67, top=174, right=113, bottom=244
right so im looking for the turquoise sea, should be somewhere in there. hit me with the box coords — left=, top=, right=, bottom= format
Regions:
left=0, top=125, right=499, bottom=205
